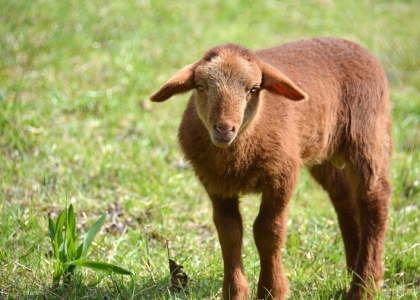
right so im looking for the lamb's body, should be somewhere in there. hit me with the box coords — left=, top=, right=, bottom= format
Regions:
left=151, top=37, right=391, bottom=300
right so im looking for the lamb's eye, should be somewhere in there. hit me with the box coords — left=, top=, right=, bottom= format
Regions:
left=250, top=86, right=260, bottom=93
left=196, top=84, right=205, bottom=91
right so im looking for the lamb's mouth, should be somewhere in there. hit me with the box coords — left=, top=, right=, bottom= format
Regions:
left=211, top=136, right=235, bottom=148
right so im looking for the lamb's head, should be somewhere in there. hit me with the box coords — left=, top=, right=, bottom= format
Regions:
left=150, top=44, right=308, bottom=148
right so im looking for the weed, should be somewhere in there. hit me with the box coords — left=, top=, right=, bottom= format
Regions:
left=47, top=204, right=131, bottom=286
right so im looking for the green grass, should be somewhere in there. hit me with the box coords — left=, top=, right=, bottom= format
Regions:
left=1, top=0, right=419, bottom=299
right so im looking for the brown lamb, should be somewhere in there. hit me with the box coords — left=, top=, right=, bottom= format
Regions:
left=150, top=37, right=392, bottom=300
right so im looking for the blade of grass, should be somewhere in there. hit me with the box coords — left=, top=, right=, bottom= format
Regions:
left=54, top=211, right=66, bottom=246
left=81, top=211, right=107, bottom=258
left=63, top=260, right=132, bottom=275
left=67, top=204, right=77, bottom=242
left=66, top=205, right=78, bottom=260
left=48, top=218, right=56, bottom=244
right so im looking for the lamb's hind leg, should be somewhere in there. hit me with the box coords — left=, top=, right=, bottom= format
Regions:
left=345, top=161, right=391, bottom=300
left=309, top=161, right=361, bottom=272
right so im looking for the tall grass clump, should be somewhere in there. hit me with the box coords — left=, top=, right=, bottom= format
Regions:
left=48, top=204, right=131, bottom=286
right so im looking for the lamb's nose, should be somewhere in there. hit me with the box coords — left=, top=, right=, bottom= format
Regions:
left=214, top=125, right=235, bottom=138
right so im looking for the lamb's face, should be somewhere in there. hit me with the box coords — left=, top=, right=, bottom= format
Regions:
left=194, top=54, right=262, bottom=148
left=150, top=44, right=307, bottom=148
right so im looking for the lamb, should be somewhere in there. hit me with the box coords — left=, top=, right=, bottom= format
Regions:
left=150, top=37, right=392, bottom=300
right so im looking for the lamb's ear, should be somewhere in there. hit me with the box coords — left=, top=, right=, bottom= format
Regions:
left=150, top=64, right=196, bottom=102
left=260, top=62, right=308, bottom=101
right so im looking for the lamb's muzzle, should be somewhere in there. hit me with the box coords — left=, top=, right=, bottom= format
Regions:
left=212, top=125, right=236, bottom=146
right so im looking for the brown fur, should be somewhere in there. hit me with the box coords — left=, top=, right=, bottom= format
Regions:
left=150, top=37, right=392, bottom=300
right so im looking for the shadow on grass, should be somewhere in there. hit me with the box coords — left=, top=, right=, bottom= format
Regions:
left=15, top=276, right=223, bottom=300
left=289, top=284, right=347, bottom=300
left=134, top=276, right=222, bottom=300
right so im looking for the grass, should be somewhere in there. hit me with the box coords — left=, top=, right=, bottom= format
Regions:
left=0, top=0, right=419, bottom=299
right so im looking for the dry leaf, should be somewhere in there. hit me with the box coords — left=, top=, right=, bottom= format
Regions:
left=169, top=259, right=189, bottom=292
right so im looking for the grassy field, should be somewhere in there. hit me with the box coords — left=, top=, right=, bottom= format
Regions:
left=1, top=0, right=419, bottom=299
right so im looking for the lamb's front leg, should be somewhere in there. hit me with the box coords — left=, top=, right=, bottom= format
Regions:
left=210, top=195, right=249, bottom=300
left=253, top=177, right=296, bottom=300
